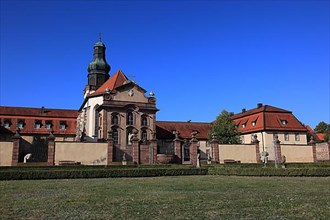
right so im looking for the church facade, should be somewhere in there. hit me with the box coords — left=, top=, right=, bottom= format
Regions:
left=76, top=39, right=158, bottom=147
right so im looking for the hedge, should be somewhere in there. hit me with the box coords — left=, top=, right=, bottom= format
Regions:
left=0, top=168, right=208, bottom=180
left=207, top=167, right=330, bottom=177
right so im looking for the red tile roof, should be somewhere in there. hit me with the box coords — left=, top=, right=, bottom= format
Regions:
left=0, top=106, right=78, bottom=118
left=233, top=105, right=306, bottom=134
left=88, top=69, right=128, bottom=97
left=315, top=133, right=326, bottom=141
left=305, top=125, right=314, bottom=134
left=0, top=106, right=78, bottom=135
left=156, top=121, right=211, bottom=140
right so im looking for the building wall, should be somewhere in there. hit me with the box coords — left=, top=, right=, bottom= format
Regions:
left=241, top=131, right=307, bottom=159
left=198, top=140, right=209, bottom=160
left=54, top=142, right=108, bottom=165
left=0, top=141, right=13, bottom=166
left=281, top=145, right=314, bottom=163
left=315, top=142, right=330, bottom=161
left=219, top=144, right=258, bottom=163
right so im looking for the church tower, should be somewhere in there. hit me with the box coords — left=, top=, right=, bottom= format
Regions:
left=86, top=37, right=111, bottom=93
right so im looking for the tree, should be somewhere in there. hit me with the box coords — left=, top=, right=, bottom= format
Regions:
left=314, top=121, right=330, bottom=133
left=208, top=110, right=241, bottom=144
left=314, top=121, right=330, bottom=142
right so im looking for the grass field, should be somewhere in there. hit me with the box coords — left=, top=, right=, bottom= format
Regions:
left=1, top=176, right=329, bottom=219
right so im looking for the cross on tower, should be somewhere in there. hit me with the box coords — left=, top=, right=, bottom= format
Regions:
left=98, top=32, right=102, bottom=42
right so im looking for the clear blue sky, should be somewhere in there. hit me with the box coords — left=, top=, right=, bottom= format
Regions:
left=1, top=0, right=329, bottom=128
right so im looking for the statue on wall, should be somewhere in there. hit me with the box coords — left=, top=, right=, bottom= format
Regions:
left=23, top=153, right=32, bottom=163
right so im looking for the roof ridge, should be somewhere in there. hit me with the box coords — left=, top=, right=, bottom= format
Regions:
left=156, top=120, right=211, bottom=124
left=0, top=106, right=78, bottom=111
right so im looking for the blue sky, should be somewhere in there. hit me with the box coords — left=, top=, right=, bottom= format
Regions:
left=0, top=0, right=329, bottom=128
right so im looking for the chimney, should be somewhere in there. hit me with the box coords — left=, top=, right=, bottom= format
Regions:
left=257, top=103, right=263, bottom=108
left=242, top=108, right=246, bottom=113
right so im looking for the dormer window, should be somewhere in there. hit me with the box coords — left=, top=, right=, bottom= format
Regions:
left=59, top=121, right=67, bottom=130
left=251, top=121, right=256, bottom=127
left=17, top=120, right=25, bottom=129
left=45, top=120, right=53, bottom=129
left=4, top=119, right=11, bottom=128
left=242, top=123, right=246, bottom=128
left=34, top=120, right=42, bottom=129
left=281, top=120, right=287, bottom=125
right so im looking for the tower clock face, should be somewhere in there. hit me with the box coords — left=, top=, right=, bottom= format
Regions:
left=128, top=89, right=134, bottom=97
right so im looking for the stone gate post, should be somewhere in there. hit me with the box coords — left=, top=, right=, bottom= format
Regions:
left=273, top=135, right=282, bottom=167
left=173, top=131, right=182, bottom=163
left=131, top=129, right=140, bottom=164
left=150, top=131, right=157, bottom=164
left=107, top=131, right=114, bottom=165
left=252, top=134, right=261, bottom=163
left=211, top=133, right=219, bottom=163
left=190, top=131, right=198, bottom=167
left=11, top=131, right=21, bottom=166
left=47, top=132, right=55, bottom=166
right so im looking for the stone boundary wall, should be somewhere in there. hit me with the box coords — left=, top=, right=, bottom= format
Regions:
left=281, top=144, right=313, bottom=163
left=219, top=144, right=258, bottom=163
left=0, top=141, right=13, bottom=166
left=54, top=142, right=108, bottom=165
left=316, top=142, right=330, bottom=161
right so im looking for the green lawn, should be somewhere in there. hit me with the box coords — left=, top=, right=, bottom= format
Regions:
left=1, top=176, right=329, bottom=219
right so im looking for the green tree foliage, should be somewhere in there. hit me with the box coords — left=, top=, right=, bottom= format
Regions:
left=314, top=121, right=330, bottom=133
left=314, top=121, right=330, bottom=142
left=208, top=110, right=241, bottom=144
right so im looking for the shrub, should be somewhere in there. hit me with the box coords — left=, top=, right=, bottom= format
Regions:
left=0, top=168, right=208, bottom=180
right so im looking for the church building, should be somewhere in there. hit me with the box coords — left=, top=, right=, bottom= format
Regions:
left=76, top=39, right=158, bottom=147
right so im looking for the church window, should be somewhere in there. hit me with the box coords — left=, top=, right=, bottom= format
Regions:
left=59, top=121, right=67, bottom=130
left=45, top=120, right=53, bottom=129
left=112, top=129, right=118, bottom=144
left=17, top=120, right=25, bottom=129
left=111, top=114, right=119, bottom=125
left=141, top=115, right=148, bottom=126
left=34, top=120, right=42, bottom=129
left=4, top=119, right=11, bottom=128
left=127, top=112, right=133, bottom=125
left=141, top=130, right=147, bottom=143
left=295, top=133, right=300, bottom=141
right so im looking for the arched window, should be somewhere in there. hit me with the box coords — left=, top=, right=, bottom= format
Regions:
left=111, top=114, right=118, bottom=125
left=126, top=112, right=133, bottom=125
left=141, top=130, right=147, bottom=143
left=141, top=115, right=148, bottom=126
left=112, top=129, right=118, bottom=144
